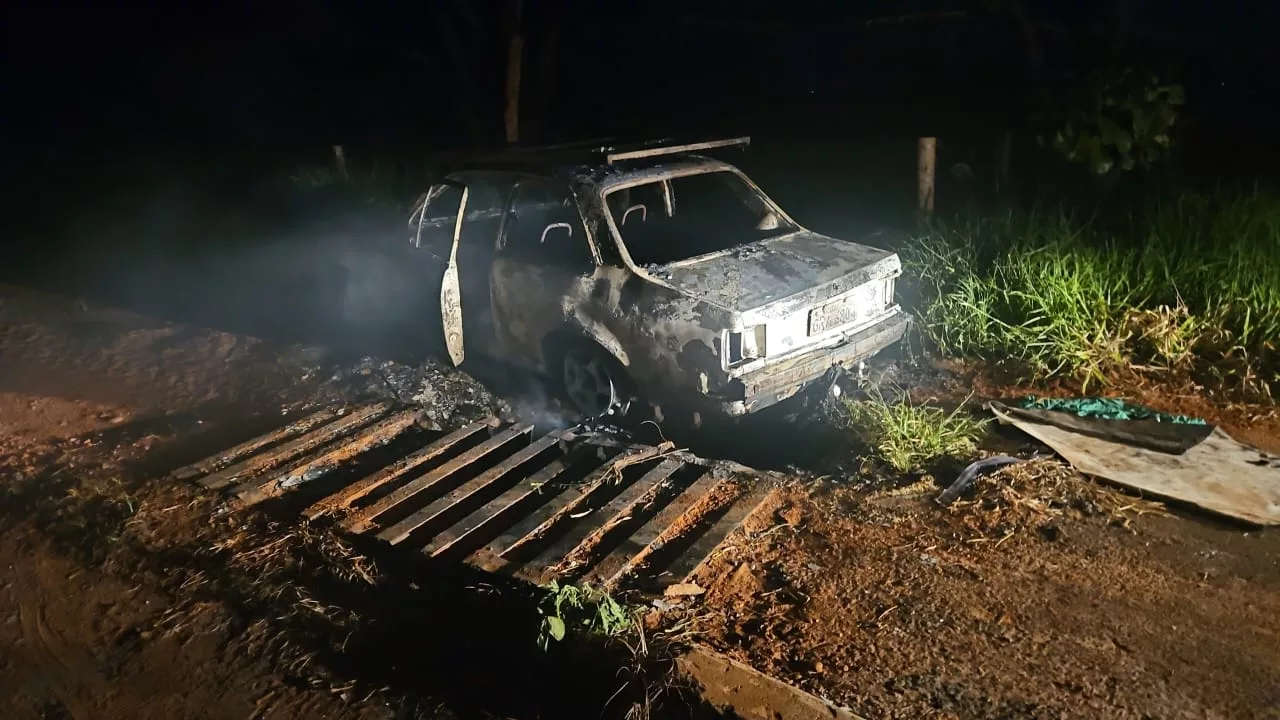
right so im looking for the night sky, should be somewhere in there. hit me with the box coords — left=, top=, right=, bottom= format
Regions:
left=7, top=0, right=1276, bottom=154
left=0, top=0, right=1276, bottom=350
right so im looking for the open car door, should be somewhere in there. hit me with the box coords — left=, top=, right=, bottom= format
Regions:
left=409, top=181, right=469, bottom=366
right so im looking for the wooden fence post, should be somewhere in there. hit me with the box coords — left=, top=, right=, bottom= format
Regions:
left=917, top=137, right=936, bottom=215
left=332, top=144, right=349, bottom=180
left=504, top=0, right=524, bottom=145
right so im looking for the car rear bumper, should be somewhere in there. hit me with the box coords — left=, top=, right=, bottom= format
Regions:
left=716, top=309, right=911, bottom=416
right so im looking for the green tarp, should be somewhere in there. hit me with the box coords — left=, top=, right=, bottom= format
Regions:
left=1019, top=396, right=1206, bottom=425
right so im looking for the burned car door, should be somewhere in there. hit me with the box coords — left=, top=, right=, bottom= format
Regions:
left=408, top=178, right=509, bottom=366
left=490, top=177, right=597, bottom=367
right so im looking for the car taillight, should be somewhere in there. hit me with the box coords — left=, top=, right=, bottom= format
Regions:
left=727, top=325, right=767, bottom=366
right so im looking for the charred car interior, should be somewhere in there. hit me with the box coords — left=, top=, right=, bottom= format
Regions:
left=407, top=137, right=910, bottom=419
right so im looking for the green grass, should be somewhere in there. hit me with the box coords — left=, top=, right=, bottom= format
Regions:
left=536, top=580, right=635, bottom=650
left=901, top=189, right=1280, bottom=397
left=841, top=391, right=990, bottom=473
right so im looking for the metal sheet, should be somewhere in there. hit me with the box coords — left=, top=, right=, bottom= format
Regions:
left=991, top=402, right=1280, bottom=526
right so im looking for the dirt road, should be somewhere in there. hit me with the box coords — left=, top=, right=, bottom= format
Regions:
left=685, top=476, right=1280, bottom=719
left=0, top=284, right=733, bottom=720
left=0, top=287, right=386, bottom=718
left=672, top=366, right=1280, bottom=719
left=3, top=283, right=1279, bottom=719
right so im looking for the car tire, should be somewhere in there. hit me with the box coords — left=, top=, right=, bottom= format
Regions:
left=558, top=344, right=635, bottom=420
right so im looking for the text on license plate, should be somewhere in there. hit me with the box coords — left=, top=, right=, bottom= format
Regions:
left=808, top=297, right=861, bottom=336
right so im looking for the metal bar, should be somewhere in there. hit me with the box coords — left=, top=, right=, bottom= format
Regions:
left=342, top=424, right=533, bottom=535
left=506, top=136, right=618, bottom=153
left=595, top=469, right=725, bottom=587
left=422, top=449, right=583, bottom=559
left=480, top=446, right=645, bottom=565
left=196, top=403, right=392, bottom=490
left=526, top=457, right=684, bottom=583
left=606, top=478, right=756, bottom=590
left=467, top=483, right=585, bottom=573
left=436, top=137, right=619, bottom=166
left=655, top=486, right=776, bottom=588
left=301, top=419, right=494, bottom=520
left=171, top=408, right=340, bottom=481
left=377, top=432, right=562, bottom=546
left=559, top=429, right=784, bottom=481
left=606, top=136, right=750, bottom=164
left=231, top=409, right=422, bottom=507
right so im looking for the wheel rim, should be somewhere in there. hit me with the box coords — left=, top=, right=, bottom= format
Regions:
left=562, top=349, right=621, bottom=417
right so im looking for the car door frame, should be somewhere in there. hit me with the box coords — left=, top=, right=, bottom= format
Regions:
left=490, top=174, right=604, bottom=369
left=409, top=178, right=470, bottom=366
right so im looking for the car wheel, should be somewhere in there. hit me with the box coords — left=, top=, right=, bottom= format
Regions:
left=560, top=346, right=632, bottom=419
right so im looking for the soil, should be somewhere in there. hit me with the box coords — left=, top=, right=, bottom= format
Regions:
left=0, top=284, right=717, bottom=720
left=677, top=359, right=1280, bottom=719
left=622, top=350, right=1280, bottom=719
left=4, top=283, right=1280, bottom=720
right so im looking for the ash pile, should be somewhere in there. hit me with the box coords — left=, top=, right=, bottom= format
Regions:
left=323, top=356, right=504, bottom=429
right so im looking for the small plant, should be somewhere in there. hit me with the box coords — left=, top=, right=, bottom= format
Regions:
left=842, top=390, right=989, bottom=473
left=64, top=477, right=138, bottom=519
left=536, top=580, right=634, bottom=650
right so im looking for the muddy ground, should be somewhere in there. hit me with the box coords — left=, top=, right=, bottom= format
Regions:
left=3, top=283, right=1279, bottom=719
left=0, top=285, right=728, bottom=720
left=0, top=285, right=442, bottom=719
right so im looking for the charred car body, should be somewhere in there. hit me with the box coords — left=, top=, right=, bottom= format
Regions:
left=408, top=137, right=909, bottom=419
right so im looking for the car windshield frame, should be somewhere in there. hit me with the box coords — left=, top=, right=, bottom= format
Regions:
left=598, top=163, right=799, bottom=270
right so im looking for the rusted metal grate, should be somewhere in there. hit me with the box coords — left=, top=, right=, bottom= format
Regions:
left=172, top=402, right=778, bottom=591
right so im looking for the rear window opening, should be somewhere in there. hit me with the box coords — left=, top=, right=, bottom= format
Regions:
left=605, top=170, right=795, bottom=266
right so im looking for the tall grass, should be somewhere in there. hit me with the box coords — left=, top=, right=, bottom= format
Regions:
left=902, top=189, right=1280, bottom=397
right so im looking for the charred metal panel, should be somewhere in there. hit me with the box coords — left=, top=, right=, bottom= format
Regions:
left=415, top=153, right=907, bottom=416
left=729, top=309, right=911, bottom=415
left=648, top=231, right=900, bottom=317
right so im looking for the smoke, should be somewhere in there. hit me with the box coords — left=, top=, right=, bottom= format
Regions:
left=46, top=200, right=427, bottom=362
left=338, top=248, right=413, bottom=328
left=501, top=378, right=579, bottom=431
left=7, top=157, right=603, bottom=438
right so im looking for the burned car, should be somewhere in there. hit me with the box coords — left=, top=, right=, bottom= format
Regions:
left=407, top=137, right=909, bottom=419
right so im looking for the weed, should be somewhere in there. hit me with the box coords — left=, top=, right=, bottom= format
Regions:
left=47, top=476, right=141, bottom=563
left=536, top=580, right=634, bottom=650
left=902, top=190, right=1280, bottom=397
left=945, top=459, right=1168, bottom=540
left=841, top=389, right=989, bottom=473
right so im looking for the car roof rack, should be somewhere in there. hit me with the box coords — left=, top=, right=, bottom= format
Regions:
left=438, top=136, right=751, bottom=171
left=604, top=136, right=750, bottom=164
left=502, top=137, right=619, bottom=154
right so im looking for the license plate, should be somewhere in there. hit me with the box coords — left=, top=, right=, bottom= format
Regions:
left=808, top=296, right=861, bottom=336
left=808, top=282, right=884, bottom=336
